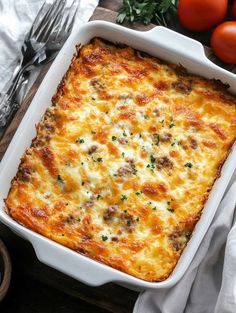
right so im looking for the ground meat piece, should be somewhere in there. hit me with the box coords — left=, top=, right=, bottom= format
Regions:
left=117, top=165, right=133, bottom=177
left=66, top=214, right=75, bottom=224
left=178, top=140, right=188, bottom=150
left=153, top=108, right=160, bottom=116
left=118, top=94, right=133, bottom=100
left=88, top=145, right=98, bottom=154
left=18, top=166, right=32, bottom=182
left=111, top=236, right=119, bottom=242
left=156, top=156, right=173, bottom=170
left=189, top=137, right=198, bottom=149
left=118, top=138, right=127, bottom=144
left=126, top=158, right=135, bottom=164
left=160, top=132, right=172, bottom=142
left=169, top=228, right=191, bottom=251
left=32, top=208, right=48, bottom=218
left=172, top=80, right=192, bottom=95
left=120, top=212, right=136, bottom=233
left=44, top=122, right=55, bottom=133
left=90, top=78, right=105, bottom=91
left=117, top=160, right=136, bottom=177
left=103, top=205, right=118, bottom=221
left=83, top=195, right=95, bottom=208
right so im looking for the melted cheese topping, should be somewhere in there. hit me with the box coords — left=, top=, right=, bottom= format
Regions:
left=6, top=39, right=236, bottom=282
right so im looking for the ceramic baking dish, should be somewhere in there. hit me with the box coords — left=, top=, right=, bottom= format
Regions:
left=0, top=21, right=235, bottom=290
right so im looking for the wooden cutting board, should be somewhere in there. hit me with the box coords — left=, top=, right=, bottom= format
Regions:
left=0, top=1, right=235, bottom=312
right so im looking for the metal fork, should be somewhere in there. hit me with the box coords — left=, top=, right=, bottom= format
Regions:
left=0, top=0, right=79, bottom=128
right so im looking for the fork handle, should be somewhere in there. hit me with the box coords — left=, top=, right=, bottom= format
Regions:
left=0, top=70, right=29, bottom=128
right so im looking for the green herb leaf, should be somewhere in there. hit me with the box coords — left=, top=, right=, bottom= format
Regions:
left=117, top=0, right=178, bottom=26
left=185, top=162, right=193, bottom=168
left=150, top=155, right=156, bottom=163
left=126, top=219, right=132, bottom=226
left=76, top=138, right=84, bottom=144
left=121, top=195, right=127, bottom=201
left=153, top=133, right=160, bottom=145
left=57, top=175, right=65, bottom=188
left=101, top=235, right=108, bottom=241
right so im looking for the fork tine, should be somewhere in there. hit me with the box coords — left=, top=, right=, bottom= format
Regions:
left=63, top=0, right=80, bottom=33
left=65, top=0, right=80, bottom=34
left=37, top=0, right=67, bottom=43
left=54, top=0, right=80, bottom=41
left=33, top=0, right=63, bottom=40
left=26, top=1, right=47, bottom=40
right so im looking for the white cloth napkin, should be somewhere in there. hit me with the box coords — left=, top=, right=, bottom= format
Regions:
left=0, top=0, right=99, bottom=92
left=134, top=172, right=236, bottom=313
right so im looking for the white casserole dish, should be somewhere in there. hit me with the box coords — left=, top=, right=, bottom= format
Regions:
left=0, top=21, right=235, bottom=290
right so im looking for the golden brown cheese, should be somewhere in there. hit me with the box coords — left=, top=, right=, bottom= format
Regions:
left=5, top=38, right=236, bottom=282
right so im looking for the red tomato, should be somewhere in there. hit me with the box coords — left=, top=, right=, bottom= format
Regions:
left=233, top=1, right=236, bottom=19
left=178, top=0, right=228, bottom=32
left=211, top=21, right=236, bottom=64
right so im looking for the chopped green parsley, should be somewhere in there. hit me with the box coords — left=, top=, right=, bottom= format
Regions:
left=185, top=162, right=193, bottom=168
left=153, top=133, right=160, bottom=145
left=101, top=235, right=108, bottom=241
left=126, top=219, right=131, bottom=226
left=121, top=195, right=127, bottom=201
left=76, top=138, right=84, bottom=144
left=150, top=155, right=156, bottom=163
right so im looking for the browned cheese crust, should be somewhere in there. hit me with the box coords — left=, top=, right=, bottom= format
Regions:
left=5, top=38, right=236, bottom=282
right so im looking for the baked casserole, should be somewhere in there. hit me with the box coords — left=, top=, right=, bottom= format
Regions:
left=5, top=38, right=236, bottom=282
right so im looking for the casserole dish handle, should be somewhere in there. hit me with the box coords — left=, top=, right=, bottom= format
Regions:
left=144, top=26, right=206, bottom=60
left=30, top=237, right=119, bottom=286
left=142, top=25, right=236, bottom=91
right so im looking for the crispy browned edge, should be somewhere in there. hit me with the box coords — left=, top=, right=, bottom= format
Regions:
left=4, top=37, right=236, bottom=282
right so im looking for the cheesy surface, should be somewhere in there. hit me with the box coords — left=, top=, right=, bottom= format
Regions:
left=6, top=39, right=236, bottom=282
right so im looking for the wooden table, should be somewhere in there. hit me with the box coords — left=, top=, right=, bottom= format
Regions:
left=0, top=1, right=235, bottom=312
